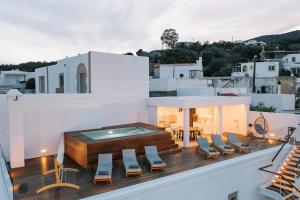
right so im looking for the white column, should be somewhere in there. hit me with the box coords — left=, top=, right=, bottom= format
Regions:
left=183, top=108, right=190, bottom=148
left=244, top=104, right=250, bottom=134
left=147, top=106, right=158, bottom=125
left=218, top=106, right=223, bottom=135
left=7, top=89, right=25, bottom=168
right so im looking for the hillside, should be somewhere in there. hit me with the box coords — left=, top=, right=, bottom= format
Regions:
left=252, top=30, right=300, bottom=50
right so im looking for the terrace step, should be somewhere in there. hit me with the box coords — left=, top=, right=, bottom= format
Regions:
left=280, top=174, right=297, bottom=181
left=272, top=183, right=293, bottom=192
left=280, top=169, right=298, bottom=177
left=267, top=185, right=293, bottom=198
left=284, top=165, right=300, bottom=171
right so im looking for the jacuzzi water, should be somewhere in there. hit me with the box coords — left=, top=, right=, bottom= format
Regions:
left=81, top=127, right=157, bottom=140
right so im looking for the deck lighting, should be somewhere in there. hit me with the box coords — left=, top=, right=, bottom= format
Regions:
left=41, top=149, right=47, bottom=153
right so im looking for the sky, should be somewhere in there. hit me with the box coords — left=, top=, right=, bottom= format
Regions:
left=0, top=0, right=300, bottom=64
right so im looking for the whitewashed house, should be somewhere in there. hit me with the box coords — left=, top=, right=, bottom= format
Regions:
left=0, top=70, right=34, bottom=93
left=282, top=53, right=300, bottom=76
left=232, top=61, right=279, bottom=93
left=244, top=39, right=266, bottom=47
left=158, top=57, right=203, bottom=79
left=35, top=51, right=148, bottom=96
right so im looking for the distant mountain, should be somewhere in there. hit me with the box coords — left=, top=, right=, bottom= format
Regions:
left=251, top=30, right=300, bottom=48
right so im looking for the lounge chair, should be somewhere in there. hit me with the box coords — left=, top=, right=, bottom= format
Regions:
left=93, top=154, right=112, bottom=184
left=227, top=133, right=251, bottom=153
left=122, top=149, right=142, bottom=178
left=145, top=146, right=167, bottom=172
left=197, top=137, right=220, bottom=159
left=211, top=135, right=235, bottom=155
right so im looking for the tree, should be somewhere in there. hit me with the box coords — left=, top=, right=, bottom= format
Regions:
left=124, top=52, right=134, bottom=56
left=136, top=49, right=148, bottom=56
left=25, top=78, right=35, bottom=90
left=160, top=29, right=179, bottom=49
left=279, top=68, right=291, bottom=76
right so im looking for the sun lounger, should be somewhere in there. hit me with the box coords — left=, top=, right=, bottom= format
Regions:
left=211, top=135, right=235, bottom=155
left=197, top=137, right=220, bottom=159
left=227, top=133, right=251, bottom=153
left=93, top=154, right=112, bottom=184
left=122, top=149, right=142, bottom=178
left=145, top=146, right=167, bottom=172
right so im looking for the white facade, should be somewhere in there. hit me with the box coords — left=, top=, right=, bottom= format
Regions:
left=282, top=53, right=300, bottom=75
left=0, top=70, right=34, bottom=92
left=35, top=51, right=149, bottom=98
left=232, top=61, right=279, bottom=78
left=159, top=57, right=203, bottom=79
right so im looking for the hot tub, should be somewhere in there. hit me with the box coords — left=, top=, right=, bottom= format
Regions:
left=64, top=123, right=177, bottom=168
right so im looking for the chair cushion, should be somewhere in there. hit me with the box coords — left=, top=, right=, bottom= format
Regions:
left=98, top=171, right=109, bottom=176
left=153, top=160, right=163, bottom=164
left=129, top=164, right=139, bottom=169
left=224, top=146, right=232, bottom=149
left=209, top=149, right=217, bottom=152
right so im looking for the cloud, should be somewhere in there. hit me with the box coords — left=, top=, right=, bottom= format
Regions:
left=0, top=0, right=299, bottom=63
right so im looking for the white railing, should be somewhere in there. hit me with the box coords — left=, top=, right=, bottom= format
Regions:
left=0, top=145, right=13, bottom=200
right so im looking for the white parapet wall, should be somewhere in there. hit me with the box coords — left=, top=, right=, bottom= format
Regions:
left=249, top=111, right=299, bottom=140
left=82, top=146, right=280, bottom=200
left=149, top=78, right=177, bottom=91
left=0, top=93, right=148, bottom=166
left=177, top=87, right=216, bottom=96
left=250, top=94, right=295, bottom=111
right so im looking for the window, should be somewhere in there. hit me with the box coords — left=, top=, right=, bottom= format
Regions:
left=228, top=191, right=238, bottom=200
left=39, top=76, right=45, bottom=93
left=77, top=63, right=87, bottom=93
left=189, top=70, right=200, bottom=78
left=56, top=73, right=64, bottom=93
left=292, top=57, right=296, bottom=62
left=242, top=65, right=247, bottom=72
left=59, top=73, right=64, bottom=89
left=268, top=65, right=275, bottom=71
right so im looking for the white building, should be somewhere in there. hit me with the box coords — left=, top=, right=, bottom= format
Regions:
left=35, top=51, right=149, bottom=97
left=232, top=61, right=279, bottom=93
left=0, top=70, right=34, bottom=93
left=244, top=39, right=266, bottom=47
left=158, top=57, right=203, bottom=79
left=282, top=53, right=300, bottom=75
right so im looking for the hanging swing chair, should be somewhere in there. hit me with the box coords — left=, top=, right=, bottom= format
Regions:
left=254, top=113, right=269, bottom=140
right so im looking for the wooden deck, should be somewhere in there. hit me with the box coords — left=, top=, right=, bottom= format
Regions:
left=11, top=135, right=281, bottom=200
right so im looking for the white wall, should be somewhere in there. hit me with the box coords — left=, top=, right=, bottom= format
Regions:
left=0, top=95, right=9, bottom=159
left=83, top=146, right=279, bottom=200
left=35, top=67, right=48, bottom=93
left=159, top=62, right=203, bottom=79
left=90, top=52, right=149, bottom=98
left=222, top=104, right=248, bottom=135
left=177, top=87, right=216, bottom=96
left=235, top=61, right=279, bottom=78
left=35, top=53, right=90, bottom=94
left=250, top=94, right=295, bottom=111
left=1, top=94, right=148, bottom=161
left=149, top=78, right=176, bottom=91
left=249, top=111, right=299, bottom=140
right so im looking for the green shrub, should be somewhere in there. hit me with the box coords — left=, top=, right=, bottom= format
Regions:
left=250, top=104, right=276, bottom=112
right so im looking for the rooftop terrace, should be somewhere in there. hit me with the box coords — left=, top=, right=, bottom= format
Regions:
left=11, top=134, right=281, bottom=200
